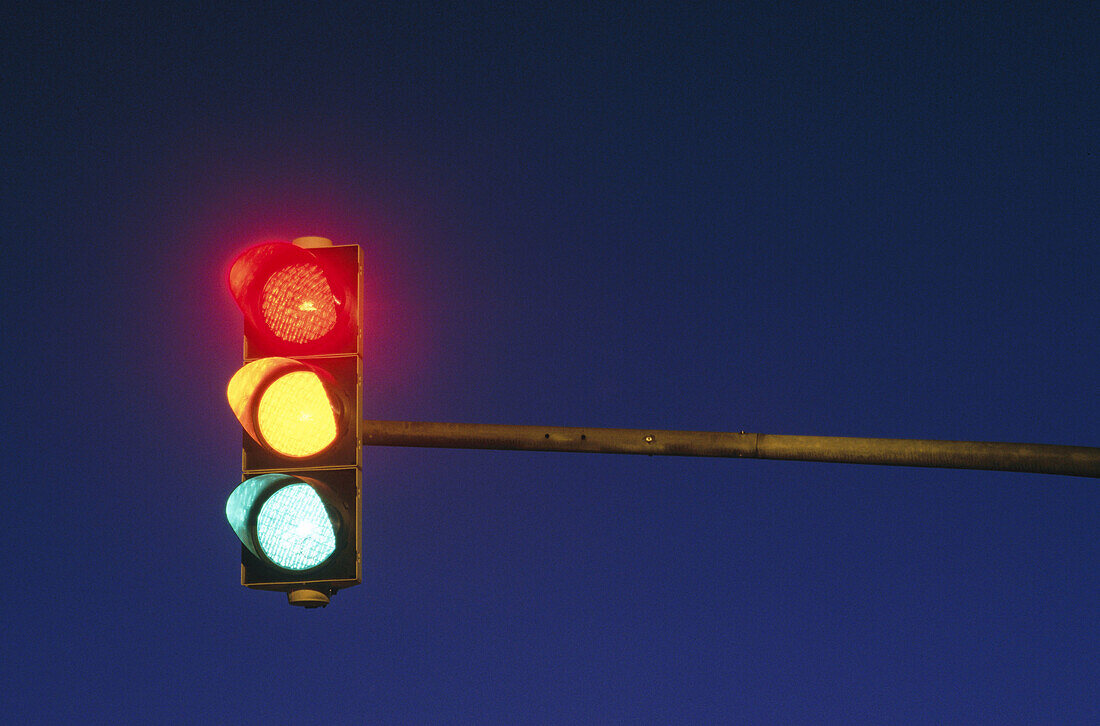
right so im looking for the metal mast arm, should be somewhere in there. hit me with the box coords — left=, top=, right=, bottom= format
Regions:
left=361, top=420, right=1100, bottom=478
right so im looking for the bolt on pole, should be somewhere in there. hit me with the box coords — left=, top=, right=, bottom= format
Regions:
left=361, top=420, right=1100, bottom=478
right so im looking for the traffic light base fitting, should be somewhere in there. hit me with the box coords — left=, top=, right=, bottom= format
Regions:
left=287, top=588, right=333, bottom=608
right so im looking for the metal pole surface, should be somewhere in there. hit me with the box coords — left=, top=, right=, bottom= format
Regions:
left=361, top=420, right=1100, bottom=478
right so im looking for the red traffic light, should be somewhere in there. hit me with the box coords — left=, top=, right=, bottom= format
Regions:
left=228, top=241, right=358, bottom=356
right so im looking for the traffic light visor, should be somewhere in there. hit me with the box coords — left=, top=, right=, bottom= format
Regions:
left=227, top=358, right=343, bottom=458
left=229, top=242, right=356, bottom=355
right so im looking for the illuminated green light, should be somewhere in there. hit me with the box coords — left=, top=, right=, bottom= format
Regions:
left=255, top=483, right=337, bottom=570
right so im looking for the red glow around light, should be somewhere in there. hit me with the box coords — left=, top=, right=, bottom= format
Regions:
left=228, top=242, right=355, bottom=356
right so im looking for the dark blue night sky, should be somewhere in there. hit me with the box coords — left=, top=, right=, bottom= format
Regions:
left=3, top=4, right=1098, bottom=723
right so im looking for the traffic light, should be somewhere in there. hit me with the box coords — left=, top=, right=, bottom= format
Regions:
left=224, top=237, right=362, bottom=608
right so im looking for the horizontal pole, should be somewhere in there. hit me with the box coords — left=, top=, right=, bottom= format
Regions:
left=362, top=420, right=1100, bottom=478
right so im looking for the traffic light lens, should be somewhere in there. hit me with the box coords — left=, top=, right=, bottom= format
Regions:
left=260, top=262, right=338, bottom=344
left=256, top=370, right=339, bottom=457
left=256, top=483, right=337, bottom=570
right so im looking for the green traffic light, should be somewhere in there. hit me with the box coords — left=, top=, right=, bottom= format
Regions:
left=226, top=473, right=341, bottom=572
left=255, top=483, right=337, bottom=570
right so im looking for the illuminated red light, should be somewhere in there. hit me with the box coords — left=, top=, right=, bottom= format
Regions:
left=260, top=262, right=338, bottom=344
left=228, top=242, right=356, bottom=355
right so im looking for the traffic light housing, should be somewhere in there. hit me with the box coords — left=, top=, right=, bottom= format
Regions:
left=224, top=238, right=362, bottom=608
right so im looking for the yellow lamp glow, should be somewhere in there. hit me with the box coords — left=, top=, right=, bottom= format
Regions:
left=227, top=358, right=342, bottom=459
left=257, top=370, right=338, bottom=457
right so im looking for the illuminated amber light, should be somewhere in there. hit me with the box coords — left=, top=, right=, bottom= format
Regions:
left=260, top=263, right=338, bottom=344
left=256, top=370, right=339, bottom=457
